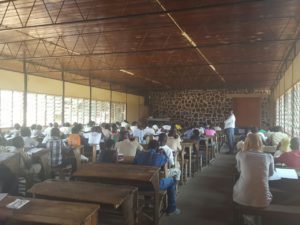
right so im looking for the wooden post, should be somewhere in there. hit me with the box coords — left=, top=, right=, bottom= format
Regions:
left=89, top=75, right=92, bottom=122
left=110, top=83, right=112, bottom=123
left=62, top=71, right=65, bottom=125
left=23, top=61, right=28, bottom=127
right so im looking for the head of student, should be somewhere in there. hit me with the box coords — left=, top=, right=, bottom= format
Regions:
left=244, top=133, right=263, bottom=152
left=148, top=140, right=159, bottom=151
left=20, top=127, right=31, bottom=137
left=51, top=127, right=61, bottom=138
left=119, top=130, right=129, bottom=141
left=12, top=136, right=24, bottom=149
left=290, top=137, right=300, bottom=151
left=14, top=123, right=21, bottom=130
left=158, top=133, right=168, bottom=146
left=168, top=127, right=178, bottom=139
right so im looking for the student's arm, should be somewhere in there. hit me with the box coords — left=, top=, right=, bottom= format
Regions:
left=235, top=152, right=241, bottom=172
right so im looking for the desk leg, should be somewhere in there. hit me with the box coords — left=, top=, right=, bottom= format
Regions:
left=152, top=173, right=160, bottom=225
left=92, top=145, right=96, bottom=163
left=121, top=191, right=136, bottom=225
left=188, top=147, right=192, bottom=177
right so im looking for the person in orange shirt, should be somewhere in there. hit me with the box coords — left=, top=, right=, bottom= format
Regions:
left=67, top=126, right=81, bottom=147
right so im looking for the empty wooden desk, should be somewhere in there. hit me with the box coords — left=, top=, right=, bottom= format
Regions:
left=28, top=180, right=137, bottom=225
left=0, top=195, right=99, bottom=225
left=73, top=163, right=160, bottom=225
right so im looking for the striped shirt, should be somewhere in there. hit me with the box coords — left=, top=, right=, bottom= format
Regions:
left=46, top=137, right=63, bottom=167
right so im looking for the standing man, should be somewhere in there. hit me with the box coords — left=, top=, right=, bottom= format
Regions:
left=224, top=110, right=236, bottom=154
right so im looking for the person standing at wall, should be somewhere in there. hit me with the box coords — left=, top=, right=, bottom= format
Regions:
left=224, top=110, right=236, bottom=154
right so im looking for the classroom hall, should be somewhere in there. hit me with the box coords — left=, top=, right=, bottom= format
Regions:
left=0, top=1, right=300, bottom=225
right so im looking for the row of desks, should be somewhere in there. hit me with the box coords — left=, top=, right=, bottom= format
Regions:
left=0, top=162, right=160, bottom=225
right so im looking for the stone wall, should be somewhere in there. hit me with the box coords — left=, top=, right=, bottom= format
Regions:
left=149, top=89, right=272, bottom=128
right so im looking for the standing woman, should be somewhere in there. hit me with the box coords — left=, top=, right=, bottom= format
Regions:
left=233, top=133, right=274, bottom=224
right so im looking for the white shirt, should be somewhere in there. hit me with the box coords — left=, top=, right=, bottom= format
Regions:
left=224, top=114, right=236, bottom=129
left=233, top=150, right=274, bottom=207
left=83, top=132, right=102, bottom=150
left=23, top=137, right=39, bottom=149
left=143, top=127, right=155, bottom=136
left=160, top=145, right=175, bottom=166
left=115, top=139, right=143, bottom=157
left=133, top=128, right=144, bottom=144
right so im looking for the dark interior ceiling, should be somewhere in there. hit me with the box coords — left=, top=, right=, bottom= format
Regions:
left=0, top=0, right=300, bottom=94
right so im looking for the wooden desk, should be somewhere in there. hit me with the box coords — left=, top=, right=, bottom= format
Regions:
left=0, top=152, right=20, bottom=175
left=28, top=180, right=137, bottom=225
left=73, top=163, right=160, bottom=225
left=118, top=156, right=135, bottom=164
left=0, top=195, right=99, bottom=225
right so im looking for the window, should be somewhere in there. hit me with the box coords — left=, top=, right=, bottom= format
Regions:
left=27, top=93, right=37, bottom=126
left=111, top=102, right=126, bottom=123
left=46, top=95, right=55, bottom=124
left=0, top=90, right=13, bottom=127
left=276, top=98, right=280, bottom=126
left=294, top=83, right=300, bottom=136
left=54, top=96, right=62, bottom=124
left=97, top=101, right=110, bottom=123
left=284, top=89, right=292, bottom=135
left=36, top=94, right=46, bottom=125
left=12, top=91, right=23, bottom=126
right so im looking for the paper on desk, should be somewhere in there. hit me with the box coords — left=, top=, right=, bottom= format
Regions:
left=269, top=168, right=298, bottom=180
left=6, top=199, right=30, bottom=209
left=0, top=193, right=7, bottom=201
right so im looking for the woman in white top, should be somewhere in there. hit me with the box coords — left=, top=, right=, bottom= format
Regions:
left=233, top=133, right=274, bottom=208
left=166, top=128, right=182, bottom=169
left=159, top=133, right=181, bottom=181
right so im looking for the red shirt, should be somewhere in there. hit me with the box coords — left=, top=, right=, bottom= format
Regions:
left=277, top=151, right=300, bottom=168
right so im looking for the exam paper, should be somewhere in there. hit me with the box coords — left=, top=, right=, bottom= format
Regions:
left=0, top=193, right=7, bottom=201
left=6, top=199, right=30, bottom=209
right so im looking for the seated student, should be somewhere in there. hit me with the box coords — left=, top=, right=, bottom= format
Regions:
left=6, top=123, right=21, bottom=140
left=266, top=126, right=289, bottom=147
left=204, top=123, right=216, bottom=136
left=111, top=123, right=119, bottom=143
left=32, top=124, right=44, bottom=139
left=276, top=137, right=300, bottom=168
left=60, top=122, right=72, bottom=137
left=159, top=133, right=181, bottom=182
left=143, top=122, right=156, bottom=137
left=115, top=130, right=143, bottom=157
left=20, top=127, right=39, bottom=150
left=98, top=139, right=118, bottom=163
left=274, top=137, right=290, bottom=158
left=233, top=133, right=274, bottom=224
left=83, top=126, right=102, bottom=150
left=67, top=126, right=81, bottom=147
left=11, top=136, right=41, bottom=177
left=134, top=140, right=181, bottom=215
left=46, top=128, right=76, bottom=172
left=132, top=123, right=144, bottom=144
left=166, top=127, right=182, bottom=169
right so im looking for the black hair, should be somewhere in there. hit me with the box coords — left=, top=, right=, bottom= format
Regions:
left=31, top=124, right=37, bottom=130
left=14, top=123, right=21, bottom=130
left=12, top=136, right=24, bottom=148
left=158, top=133, right=167, bottom=146
left=51, top=127, right=60, bottom=138
left=20, top=127, right=31, bottom=137
left=148, top=140, right=159, bottom=150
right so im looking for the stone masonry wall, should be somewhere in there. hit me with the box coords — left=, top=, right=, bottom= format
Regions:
left=149, top=89, right=272, bottom=128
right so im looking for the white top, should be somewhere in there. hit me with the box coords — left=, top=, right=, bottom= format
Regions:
left=160, top=145, right=175, bottom=166
left=143, top=127, right=155, bottom=136
left=224, top=114, right=236, bottom=129
left=83, top=132, right=101, bottom=150
left=115, top=139, right=143, bottom=157
left=233, top=150, right=274, bottom=207
left=132, top=128, right=144, bottom=144
left=166, top=136, right=182, bottom=152
left=23, top=137, right=38, bottom=149
left=60, top=127, right=71, bottom=136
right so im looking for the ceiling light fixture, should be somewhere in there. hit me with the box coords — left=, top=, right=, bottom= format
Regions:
left=120, top=69, right=135, bottom=76
left=155, top=0, right=225, bottom=83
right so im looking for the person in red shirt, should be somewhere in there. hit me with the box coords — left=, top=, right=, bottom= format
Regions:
left=276, top=137, right=300, bottom=168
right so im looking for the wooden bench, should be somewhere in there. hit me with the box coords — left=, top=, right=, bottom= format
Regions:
left=233, top=203, right=300, bottom=225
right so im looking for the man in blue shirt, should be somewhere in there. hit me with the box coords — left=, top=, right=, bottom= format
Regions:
left=134, top=140, right=181, bottom=215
